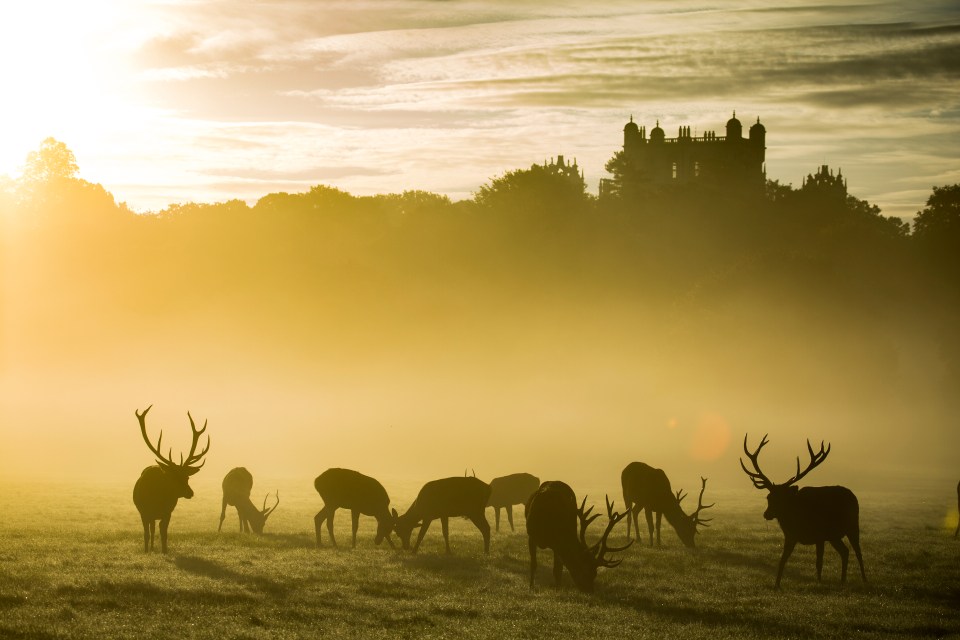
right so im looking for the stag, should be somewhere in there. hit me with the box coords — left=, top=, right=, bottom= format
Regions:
left=132, top=405, right=210, bottom=553
left=392, top=476, right=491, bottom=554
left=621, top=462, right=713, bottom=548
left=526, top=481, right=632, bottom=592
left=218, top=467, right=279, bottom=534
left=314, top=468, right=396, bottom=549
left=741, top=434, right=866, bottom=588
left=487, top=472, right=540, bottom=532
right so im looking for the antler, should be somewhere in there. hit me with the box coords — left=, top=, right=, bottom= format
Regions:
left=691, top=477, right=714, bottom=528
left=740, top=433, right=773, bottom=490
left=261, top=491, right=280, bottom=518
left=589, top=495, right=633, bottom=568
left=784, top=439, right=830, bottom=487
left=675, top=488, right=687, bottom=504
left=577, top=495, right=600, bottom=546
left=135, top=406, right=210, bottom=475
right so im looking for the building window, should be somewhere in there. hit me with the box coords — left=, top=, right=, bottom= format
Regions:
left=694, top=161, right=700, bottom=177
left=672, top=162, right=677, bottom=179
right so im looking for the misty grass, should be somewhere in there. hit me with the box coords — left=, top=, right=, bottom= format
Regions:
left=1, top=484, right=957, bottom=639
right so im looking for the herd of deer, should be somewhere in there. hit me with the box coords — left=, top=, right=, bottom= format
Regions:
left=133, top=406, right=876, bottom=591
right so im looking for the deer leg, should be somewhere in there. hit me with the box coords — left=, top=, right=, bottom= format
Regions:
left=528, top=538, right=538, bottom=589
left=655, top=512, right=663, bottom=547
left=413, top=519, right=432, bottom=554
left=829, top=538, right=849, bottom=584
left=140, top=517, right=151, bottom=552
left=848, top=532, right=867, bottom=582
left=815, top=542, right=825, bottom=581
left=494, top=507, right=501, bottom=533
left=241, top=512, right=249, bottom=533
left=643, top=510, right=654, bottom=546
left=625, top=503, right=633, bottom=540
left=775, top=538, right=797, bottom=589
left=159, top=516, right=170, bottom=554
left=470, top=511, right=491, bottom=554
left=314, top=506, right=330, bottom=547
left=441, top=517, right=451, bottom=554
left=552, top=553, right=564, bottom=587
left=351, top=510, right=361, bottom=549
left=326, top=509, right=338, bottom=548
left=507, top=505, right=515, bottom=532
left=148, top=520, right=156, bottom=551
left=218, top=498, right=227, bottom=533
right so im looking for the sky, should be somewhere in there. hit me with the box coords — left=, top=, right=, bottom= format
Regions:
left=1, top=0, right=958, bottom=219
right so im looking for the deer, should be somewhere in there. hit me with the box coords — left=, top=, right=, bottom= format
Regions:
left=526, top=481, right=633, bottom=592
left=392, top=476, right=491, bottom=554
left=218, top=467, right=279, bottom=534
left=487, top=472, right=541, bottom=532
left=621, top=462, right=713, bottom=548
left=132, top=405, right=210, bottom=553
left=314, top=468, right=396, bottom=549
left=740, top=433, right=866, bottom=588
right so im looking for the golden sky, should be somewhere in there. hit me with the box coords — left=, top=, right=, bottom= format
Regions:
left=1, top=0, right=958, bottom=218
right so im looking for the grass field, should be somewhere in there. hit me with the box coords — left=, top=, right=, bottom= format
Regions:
left=0, top=480, right=958, bottom=639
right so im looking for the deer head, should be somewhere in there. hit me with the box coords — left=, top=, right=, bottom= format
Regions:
left=740, top=433, right=830, bottom=520
left=671, top=477, right=714, bottom=547
left=571, top=495, right=633, bottom=591
left=136, top=405, right=210, bottom=499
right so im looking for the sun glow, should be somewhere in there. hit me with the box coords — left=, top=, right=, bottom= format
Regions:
left=0, top=2, right=140, bottom=176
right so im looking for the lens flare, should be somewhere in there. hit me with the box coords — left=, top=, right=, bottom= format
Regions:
left=689, top=412, right=731, bottom=461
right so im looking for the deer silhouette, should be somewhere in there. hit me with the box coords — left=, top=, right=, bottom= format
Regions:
left=487, top=472, right=540, bottom=532
left=218, top=467, right=278, bottom=534
left=314, top=468, right=396, bottom=549
left=621, top=462, right=713, bottom=548
left=132, top=405, right=210, bottom=553
left=741, top=434, right=866, bottom=588
left=526, top=481, right=632, bottom=592
left=392, top=476, right=491, bottom=554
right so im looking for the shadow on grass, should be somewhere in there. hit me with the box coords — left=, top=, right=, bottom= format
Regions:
left=0, top=625, right=61, bottom=640
left=174, top=555, right=290, bottom=596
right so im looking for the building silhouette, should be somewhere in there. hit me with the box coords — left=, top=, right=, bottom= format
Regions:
left=602, top=112, right=766, bottom=198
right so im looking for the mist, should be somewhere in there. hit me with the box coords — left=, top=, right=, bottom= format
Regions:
left=2, top=158, right=958, bottom=499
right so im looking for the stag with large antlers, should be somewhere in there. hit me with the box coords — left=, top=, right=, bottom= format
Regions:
left=132, top=405, right=210, bottom=553
left=526, top=481, right=633, bottom=592
left=621, top=462, right=713, bottom=548
left=219, top=467, right=279, bottom=535
left=740, top=434, right=866, bottom=588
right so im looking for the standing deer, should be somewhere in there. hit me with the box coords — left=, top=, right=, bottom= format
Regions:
left=314, top=468, right=396, bottom=549
left=741, top=434, right=866, bottom=588
left=218, top=467, right=279, bottom=534
left=488, top=472, right=541, bottom=532
left=526, top=481, right=632, bottom=592
left=392, top=476, right=491, bottom=554
left=621, top=462, right=713, bottom=548
left=132, top=405, right=210, bottom=553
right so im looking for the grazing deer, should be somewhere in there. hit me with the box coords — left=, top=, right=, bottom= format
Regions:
left=526, top=481, right=632, bottom=592
left=314, top=468, right=396, bottom=549
left=132, top=405, right=210, bottom=553
left=392, top=476, right=491, bottom=554
left=621, top=462, right=713, bottom=548
left=218, top=467, right=279, bottom=534
left=487, top=472, right=541, bottom=532
left=741, top=434, right=866, bottom=588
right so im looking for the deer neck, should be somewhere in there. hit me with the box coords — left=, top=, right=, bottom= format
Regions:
left=235, top=498, right=267, bottom=533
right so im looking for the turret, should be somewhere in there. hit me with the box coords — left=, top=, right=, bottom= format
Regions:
left=749, top=117, right=765, bottom=147
left=726, top=111, right=742, bottom=140
left=624, top=115, right=642, bottom=153
left=650, top=120, right=665, bottom=143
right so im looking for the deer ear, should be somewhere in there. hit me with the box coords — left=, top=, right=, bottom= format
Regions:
left=391, top=508, right=398, bottom=519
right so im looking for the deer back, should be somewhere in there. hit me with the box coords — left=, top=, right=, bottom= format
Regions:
left=222, top=467, right=254, bottom=506
left=408, top=476, right=491, bottom=520
left=771, top=485, right=860, bottom=543
left=621, top=462, right=676, bottom=512
left=314, top=468, right=392, bottom=518
left=488, top=473, right=540, bottom=508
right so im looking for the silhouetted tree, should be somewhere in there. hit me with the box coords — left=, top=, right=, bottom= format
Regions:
left=22, top=137, right=78, bottom=183
left=913, top=184, right=960, bottom=273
